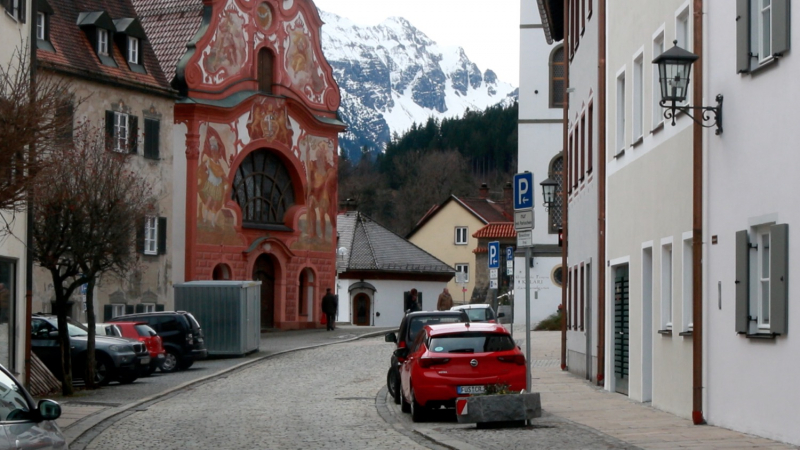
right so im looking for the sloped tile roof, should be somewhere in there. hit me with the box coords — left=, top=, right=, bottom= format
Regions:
left=38, top=0, right=173, bottom=94
left=338, top=211, right=454, bottom=275
left=473, top=222, right=516, bottom=239
left=130, top=0, right=204, bottom=84
left=406, top=194, right=511, bottom=239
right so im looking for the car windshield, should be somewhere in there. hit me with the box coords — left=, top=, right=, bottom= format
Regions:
left=464, top=308, right=494, bottom=322
left=66, top=322, right=88, bottom=337
left=407, top=316, right=464, bottom=343
left=428, top=332, right=515, bottom=353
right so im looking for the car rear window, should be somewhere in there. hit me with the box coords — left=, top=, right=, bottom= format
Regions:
left=185, top=313, right=201, bottom=330
left=464, top=308, right=495, bottom=321
left=407, top=316, right=464, bottom=343
left=135, top=324, right=157, bottom=337
left=428, top=332, right=515, bottom=353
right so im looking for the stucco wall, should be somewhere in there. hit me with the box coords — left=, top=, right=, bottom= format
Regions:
left=337, top=278, right=448, bottom=328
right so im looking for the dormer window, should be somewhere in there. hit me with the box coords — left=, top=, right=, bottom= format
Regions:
left=97, top=28, right=108, bottom=55
left=127, top=36, right=139, bottom=64
left=36, top=12, right=45, bottom=39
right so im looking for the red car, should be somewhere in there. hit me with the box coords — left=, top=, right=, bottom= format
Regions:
left=106, top=322, right=166, bottom=376
left=396, top=322, right=526, bottom=422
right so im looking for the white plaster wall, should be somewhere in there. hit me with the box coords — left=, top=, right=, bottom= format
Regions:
left=512, top=255, right=561, bottom=326
left=335, top=279, right=448, bottom=328
left=606, top=0, right=695, bottom=417
left=705, top=1, right=800, bottom=444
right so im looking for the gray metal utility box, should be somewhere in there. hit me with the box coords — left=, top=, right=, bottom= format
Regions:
left=174, top=281, right=261, bottom=356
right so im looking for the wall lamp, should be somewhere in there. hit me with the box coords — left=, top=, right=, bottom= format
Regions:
left=540, top=177, right=557, bottom=211
left=652, top=41, right=723, bottom=135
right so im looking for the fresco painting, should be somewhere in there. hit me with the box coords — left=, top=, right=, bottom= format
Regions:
left=201, top=2, right=249, bottom=84
left=197, top=123, right=240, bottom=245
left=284, top=13, right=327, bottom=103
left=255, top=2, right=273, bottom=31
left=292, top=134, right=335, bottom=251
left=246, top=98, right=293, bottom=145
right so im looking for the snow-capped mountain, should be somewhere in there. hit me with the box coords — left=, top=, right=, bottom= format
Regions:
left=319, top=11, right=518, bottom=161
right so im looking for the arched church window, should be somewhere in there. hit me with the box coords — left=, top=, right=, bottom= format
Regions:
left=232, top=150, right=295, bottom=228
left=548, top=154, right=564, bottom=234
left=550, top=45, right=565, bottom=108
left=258, top=48, right=274, bottom=94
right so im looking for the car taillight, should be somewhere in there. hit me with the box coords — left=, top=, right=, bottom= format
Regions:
left=398, top=341, right=406, bottom=348
left=497, top=355, right=526, bottom=365
left=488, top=319, right=496, bottom=323
left=419, top=357, right=450, bottom=368
left=186, top=333, right=194, bottom=345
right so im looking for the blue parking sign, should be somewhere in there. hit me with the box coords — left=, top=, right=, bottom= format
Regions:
left=488, top=242, right=500, bottom=269
left=513, top=172, right=534, bottom=210
left=506, top=246, right=514, bottom=261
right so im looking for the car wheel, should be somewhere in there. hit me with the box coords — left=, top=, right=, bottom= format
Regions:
left=117, top=370, right=138, bottom=384
left=386, top=368, right=400, bottom=405
left=161, top=349, right=180, bottom=373
left=94, top=355, right=114, bottom=386
left=400, top=388, right=411, bottom=413
left=410, top=388, right=426, bottom=423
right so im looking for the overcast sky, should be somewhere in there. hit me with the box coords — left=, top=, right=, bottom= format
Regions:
left=313, top=0, right=521, bottom=87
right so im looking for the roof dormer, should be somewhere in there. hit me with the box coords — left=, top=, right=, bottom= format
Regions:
left=77, top=11, right=116, bottom=67
left=113, top=18, right=147, bottom=73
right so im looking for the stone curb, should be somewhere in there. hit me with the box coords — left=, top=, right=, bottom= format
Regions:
left=65, top=329, right=391, bottom=449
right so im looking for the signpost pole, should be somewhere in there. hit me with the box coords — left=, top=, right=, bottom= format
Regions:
left=525, top=246, right=531, bottom=393
left=512, top=171, right=534, bottom=395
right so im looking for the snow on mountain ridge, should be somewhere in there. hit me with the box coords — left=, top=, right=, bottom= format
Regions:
left=319, top=10, right=518, bottom=161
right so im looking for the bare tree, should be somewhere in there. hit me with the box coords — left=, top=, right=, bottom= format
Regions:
left=0, top=42, right=77, bottom=219
left=31, top=125, right=153, bottom=394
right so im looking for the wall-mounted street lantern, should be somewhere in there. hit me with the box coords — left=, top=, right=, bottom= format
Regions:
left=652, top=41, right=723, bottom=134
left=540, top=177, right=558, bottom=211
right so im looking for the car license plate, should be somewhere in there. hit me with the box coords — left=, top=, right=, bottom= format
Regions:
left=140, top=356, right=151, bottom=365
left=457, top=385, right=485, bottom=394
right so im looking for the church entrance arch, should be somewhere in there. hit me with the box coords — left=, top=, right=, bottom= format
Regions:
left=253, top=254, right=276, bottom=329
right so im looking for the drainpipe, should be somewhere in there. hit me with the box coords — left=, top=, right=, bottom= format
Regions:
left=691, top=0, right=706, bottom=426
left=560, top=0, right=570, bottom=372
left=25, top=0, right=39, bottom=387
left=596, top=0, right=606, bottom=386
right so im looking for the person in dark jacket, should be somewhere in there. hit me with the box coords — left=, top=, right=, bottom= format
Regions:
left=321, top=288, right=338, bottom=331
left=407, top=288, right=420, bottom=312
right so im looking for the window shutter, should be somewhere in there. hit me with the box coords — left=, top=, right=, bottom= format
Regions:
left=129, top=115, right=138, bottom=154
left=136, top=217, right=145, bottom=254
left=418, top=292, right=423, bottom=309
left=736, top=0, right=751, bottom=73
left=144, top=118, right=160, bottom=159
left=125, top=304, right=134, bottom=315
left=770, top=224, right=788, bottom=334
left=156, top=304, right=165, bottom=312
left=404, top=291, right=410, bottom=311
left=735, top=230, right=750, bottom=333
left=157, top=216, right=167, bottom=255
left=103, top=305, right=112, bottom=321
left=19, top=0, right=25, bottom=23
left=105, top=110, right=114, bottom=150
left=135, top=304, right=144, bottom=313
left=772, top=0, right=790, bottom=57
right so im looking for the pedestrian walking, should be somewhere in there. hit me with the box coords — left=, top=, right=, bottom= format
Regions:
left=321, top=288, right=338, bottom=331
left=406, top=288, right=421, bottom=312
left=436, top=287, right=453, bottom=311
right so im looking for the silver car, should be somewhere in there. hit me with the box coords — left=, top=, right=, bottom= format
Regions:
left=0, top=364, right=66, bottom=449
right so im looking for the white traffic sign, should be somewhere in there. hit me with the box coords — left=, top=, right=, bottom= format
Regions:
left=513, top=172, right=534, bottom=210
left=489, top=268, right=498, bottom=279
left=507, top=267, right=513, bottom=276
left=488, top=241, right=500, bottom=269
left=489, top=279, right=498, bottom=289
left=514, top=209, right=533, bottom=230
left=517, top=230, right=533, bottom=247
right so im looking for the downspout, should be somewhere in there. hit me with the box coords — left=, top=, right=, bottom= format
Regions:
left=25, top=0, right=39, bottom=386
left=596, top=0, right=606, bottom=386
left=560, top=0, right=570, bottom=372
left=691, top=0, right=706, bottom=425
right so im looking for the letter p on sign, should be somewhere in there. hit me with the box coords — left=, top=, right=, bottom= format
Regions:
left=513, top=172, right=533, bottom=210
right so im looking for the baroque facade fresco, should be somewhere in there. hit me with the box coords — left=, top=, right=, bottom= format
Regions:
left=284, top=14, right=328, bottom=103
left=293, top=134, right=335, bottom=251
left=201, top=3, right=249, bottom=84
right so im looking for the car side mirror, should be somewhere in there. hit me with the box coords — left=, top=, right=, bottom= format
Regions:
left=37, top=399, right=61, bottom=421
left=384, top=332, right=397, bottom=344
left=48, top=331, right=59, bottom=338
left=393, top=348, right=409, bottom=359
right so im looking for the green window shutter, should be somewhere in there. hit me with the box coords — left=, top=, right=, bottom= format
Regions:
left=125, top=305, right=134, bottom=315
left=735, top=230, right=750, bottom=333
left=136, top=217, right=145, bottom=254
left=103, top=305, right=112, bottom=321
left=135, top=304, right=144, bottom=313
left=404, top=291, right=410, bottom=311
left=772, top=0, right=791, bottom=56
left=19, top=0, right=25, bottom=23
left=770, top=224, right=789, bottom=334
left=418, top=292, right=423, bottom=310
left=129, top=115, right=138, bottom=154
left=156, top=304, right=165, bottom=312
left=144, top=118, right=160, bottom=159
left=157, top=216, right=167, bottom=255
left=105, top=110, right=115, bottom=150
left=736, top=0, right=751, bottom=73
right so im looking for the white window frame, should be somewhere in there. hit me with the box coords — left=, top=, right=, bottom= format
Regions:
left=681, top=232, right=693, bottom=331
left=144, top=216, right=158, bottom=255
left=5, top=0, right=21, bottom=21
left=651, top=29, right=665, bottom=130
left=661, top=239, right=673, bottom=330
left=114, top=112, right=129, bottom=153
left=127, top=36, right=139, bottom=64
left=632, top=52, right=644, bottom=142
left=751, top=224, right=772, bottom=329
left=141, top=303, right=156, bottom=313
left=675, top=3, right=691, bottom=107
left=97, top=29, right=109, bottom=56
left=757, top=0, right=773, bottom=64
left=36, top=12, right=45, bottom=40
left=615, top=68, right=626, bottom=154
left=111, top=304, right=126, bottom=318
left=455, top=263, right=470, bottom=283
left=455, top=227, right=468, bottom=245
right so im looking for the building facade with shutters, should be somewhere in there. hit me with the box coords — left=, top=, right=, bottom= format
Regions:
left=705, top=0, right=797, bottom=444
left=0, top=0, right=32, bottom=376
left=33, top=0, right=177, bottom=322
left=135, top=0, right=344, bottom=330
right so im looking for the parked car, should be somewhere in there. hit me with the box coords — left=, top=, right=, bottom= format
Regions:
left=0, top=363, right=66, bottom=449
left=384, top=310, right=469, bottom=405
left=32, top=314, right=145, bottom=385
left=109, top=311, right=208, bottom=373
left=94, top=322, right=166, bottom=376
left=450, top=303, right=499, bottom=323
left=396, top=322, right=526, bottom=422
